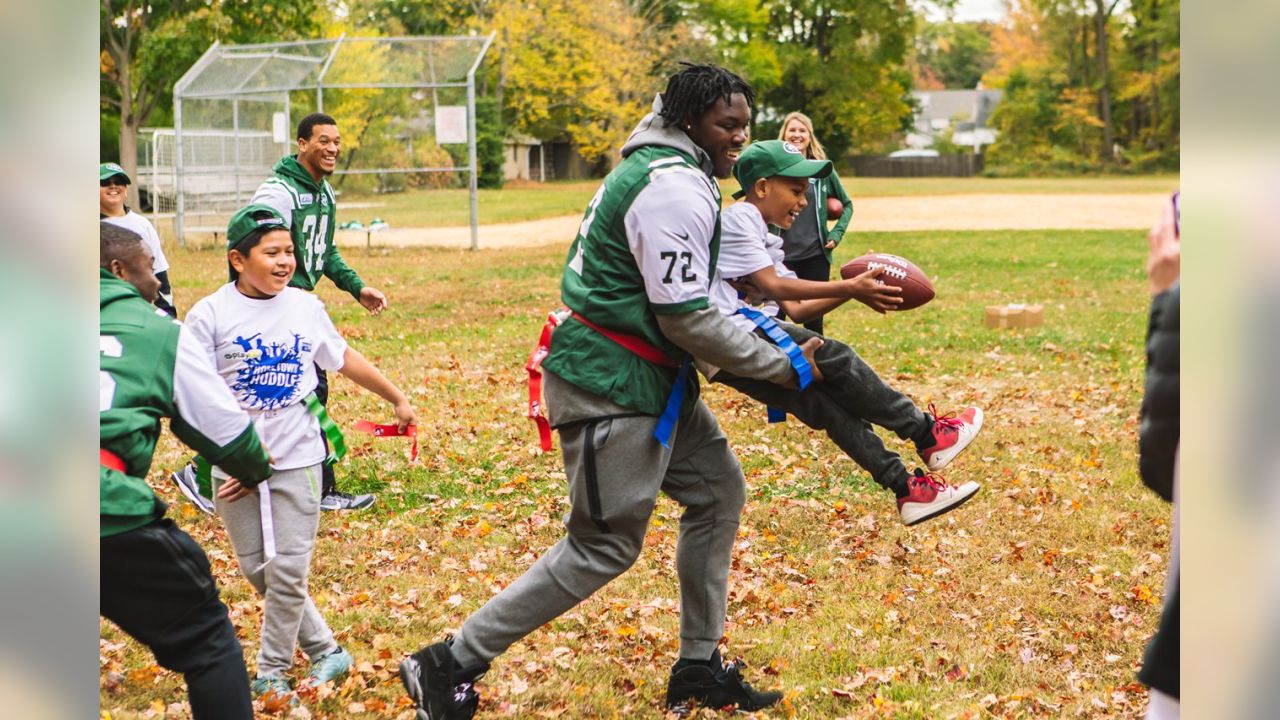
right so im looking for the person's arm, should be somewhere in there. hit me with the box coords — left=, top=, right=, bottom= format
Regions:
left=321, top=241, right=368, bottom=302
left=824, top=171, right=854, bottom=249
left=153, top=270, right=176, bottom=317
left=748, top=264, right=903, bottom=315
left=309, top=296, right=413, bottom=427
left=1138, top=204, right=1180, bottom=502
left=319, top=203, right=386, bottom=313
left=656, top=307, right=822, bottom=384
left=335, top=347, right=416, bottom=430
left=170, top=318, right=272, bottom=487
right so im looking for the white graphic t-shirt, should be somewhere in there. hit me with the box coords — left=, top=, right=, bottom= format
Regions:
left=102, top=210, right=170, bottom=274
left=710, top=202, right=798, bottom=334
left=184, top=284, right=348, bottom=472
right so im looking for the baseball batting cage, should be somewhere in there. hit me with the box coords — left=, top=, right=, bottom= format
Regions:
left=160, top=33, right=494, bottom=247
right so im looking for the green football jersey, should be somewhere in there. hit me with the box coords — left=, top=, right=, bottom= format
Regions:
left=99, top=270, right=271, bottom=536
left=542, top=145, right=722, bottom=416
left=251, top=155, right=365, bottom=299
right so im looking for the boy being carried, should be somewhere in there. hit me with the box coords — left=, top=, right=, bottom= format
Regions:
left=184, top=204, right=417, bottom=702
left=707, top=140, right=983, bottom=525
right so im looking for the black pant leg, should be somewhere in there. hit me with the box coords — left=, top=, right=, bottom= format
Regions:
left=782, top=254, right=832, bottom=335
left=314, top=364, right=337, bottom=496
left=776, top=323, right=929, bottom=441
left=101, top=518, right=253, bottom=720
left=714, top=371, right=910, bottom=495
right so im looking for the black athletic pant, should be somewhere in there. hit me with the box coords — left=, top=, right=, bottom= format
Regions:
left=781, top=253, right=831, bottom=335
left=101, top=517, right=253, bottom=720
left=314, top=364, right=337, bottom=496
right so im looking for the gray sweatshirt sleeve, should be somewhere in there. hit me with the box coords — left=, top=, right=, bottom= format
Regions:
left=657, top=306, right=795, bottom=385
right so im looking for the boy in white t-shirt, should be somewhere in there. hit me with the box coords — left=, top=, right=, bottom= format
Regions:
left=185, top=203, right=417, bottom=702
left=707, top=140, right=984, bottom=526
left=100, top=162, right=175, bottom=316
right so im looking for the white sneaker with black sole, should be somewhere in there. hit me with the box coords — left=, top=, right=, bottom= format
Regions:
left=319, top=490, right=376, bottom=511
left=171, top=464, right=216, bottom=516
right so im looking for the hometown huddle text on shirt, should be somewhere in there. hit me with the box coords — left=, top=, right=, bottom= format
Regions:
left=184, top=284, right=348, bottom=474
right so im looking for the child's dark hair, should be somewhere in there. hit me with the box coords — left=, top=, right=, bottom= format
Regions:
left=100, top=221, right=144, bottom=269
left=297, top=112, right=338, bottom=141
left=658, top=62, right=754, bottom=128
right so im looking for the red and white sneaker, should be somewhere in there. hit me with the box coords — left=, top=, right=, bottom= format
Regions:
left=918, top=404, right=984, bottom=471
left=897, top=469, right=980, bottom=526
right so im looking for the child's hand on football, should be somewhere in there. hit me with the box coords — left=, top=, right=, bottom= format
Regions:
left=843, top=267, right=903, bottom=314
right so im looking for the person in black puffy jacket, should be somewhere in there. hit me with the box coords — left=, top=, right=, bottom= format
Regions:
left=1137, top=198, right=1179, bottom=719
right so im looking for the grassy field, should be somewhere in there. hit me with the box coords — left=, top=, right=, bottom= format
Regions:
left=327, top=175, right=1179, bottom=230
left=101, top=230, right=1170, bottom=719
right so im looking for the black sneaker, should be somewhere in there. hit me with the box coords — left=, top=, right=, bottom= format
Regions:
left=665, top=650, right=782, bottom=714
left=399, top=640, right=488, bottom=720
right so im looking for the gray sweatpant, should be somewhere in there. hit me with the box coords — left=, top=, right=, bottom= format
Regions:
left=451, top=371, right=746, bottom=668
left=715, top=322, right=929, bottom=495
left=216, top=463, right=338, bottom=677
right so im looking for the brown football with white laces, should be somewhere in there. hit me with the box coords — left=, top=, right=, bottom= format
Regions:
left=839, top=252, right=935, bottom=310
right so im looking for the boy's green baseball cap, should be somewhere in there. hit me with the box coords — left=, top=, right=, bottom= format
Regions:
left=99, top=162, right=131, bottom=184
left=732, top=140, right=832, bottom=199
left=226, top=204, right=290, bottom=280
left=227, top=204, right=289, bottom=251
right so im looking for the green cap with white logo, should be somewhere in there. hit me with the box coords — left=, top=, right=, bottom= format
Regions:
left=732, top=140, right=832, bottom=199
left=226, top=204, right=290, bottom=279
left=99, top=162, right=131, bottom=184
left=227, top=204, right=289, bottom=251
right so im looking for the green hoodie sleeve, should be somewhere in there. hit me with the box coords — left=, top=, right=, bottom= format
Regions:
left=323, top=242, right=366, bottom=301
left=823, top=171, right=854, bottom=248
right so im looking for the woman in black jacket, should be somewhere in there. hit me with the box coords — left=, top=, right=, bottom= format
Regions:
left=775, top=112, right=854, bottom=335
left=1137, top=200, right=1179, bottom=719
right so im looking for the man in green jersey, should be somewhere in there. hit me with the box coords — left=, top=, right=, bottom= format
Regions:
left=171, top=113, right=386, bottom=512
left=100, top=222, right=273, bottom=719
left=402, top=63, right=822, bottom=719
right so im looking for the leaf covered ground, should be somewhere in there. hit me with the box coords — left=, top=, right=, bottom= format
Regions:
left=101, top=229, right=1170, bottom=719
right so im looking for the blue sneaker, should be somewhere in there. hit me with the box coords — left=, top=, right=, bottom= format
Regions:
left=309, top=646, right=354, bottom=684
left=250, top=675, right=296, bottom=704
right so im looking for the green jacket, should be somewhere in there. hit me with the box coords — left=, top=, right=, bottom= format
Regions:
left=251, top=155, right=365, bottom=300
left=543, top=144, right=717, bottom=417
left=774, top=170, right=854, bottom=262
left=99, top=270, right=272, bottom=536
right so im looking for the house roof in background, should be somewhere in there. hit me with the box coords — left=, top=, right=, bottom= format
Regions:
left=911, top=89, right=1003, bottom=128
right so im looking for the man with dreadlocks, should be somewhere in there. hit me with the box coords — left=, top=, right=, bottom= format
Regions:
left=400, top=63, right=820, bottom=719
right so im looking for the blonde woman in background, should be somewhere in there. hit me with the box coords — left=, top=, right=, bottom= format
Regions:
left=776, top=112, right=854, bottom=334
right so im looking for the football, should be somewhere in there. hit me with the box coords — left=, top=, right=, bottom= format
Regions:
left=839, top=252, right=935, bottom=310
left=826, top=197, right=844, bottom=221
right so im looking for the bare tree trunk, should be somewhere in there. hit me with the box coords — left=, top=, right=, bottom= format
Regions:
left=116, top=62, right=143, bottom=208
left=1149, top=0, right=1161, bottom=150
left=1094, top=0, right=1115, bottom=161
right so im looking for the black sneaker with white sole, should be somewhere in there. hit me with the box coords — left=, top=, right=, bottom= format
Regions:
left=399, top=640, right=488, bottom=720
left=666, top=650, right=782, bottom=714
left=319, top=490, right=376, bottom=511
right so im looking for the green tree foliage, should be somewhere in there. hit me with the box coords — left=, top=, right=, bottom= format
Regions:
left=914, top=21, right=995, bottom=89
left=100, top=0, right=321, bottom=201
left=983, top=0, right=1178, bottom=173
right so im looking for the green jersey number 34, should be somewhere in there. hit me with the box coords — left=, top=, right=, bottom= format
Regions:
left=300, top=215, right=329, bottom=274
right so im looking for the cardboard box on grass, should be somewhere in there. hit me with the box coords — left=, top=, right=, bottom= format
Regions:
left=985, top=303, right=1044, bottom=329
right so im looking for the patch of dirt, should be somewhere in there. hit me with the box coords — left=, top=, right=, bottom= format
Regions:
left=334, top=193, right=1165, bottom=250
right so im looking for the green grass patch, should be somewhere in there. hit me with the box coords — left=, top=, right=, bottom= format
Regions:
left=103, top=228, right=1167, bottom=719
left=326, top=175, right=1179, bottom=229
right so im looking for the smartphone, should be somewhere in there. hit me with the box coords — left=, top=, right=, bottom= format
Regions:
left=1171, top=191, right=1180, bottom=238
